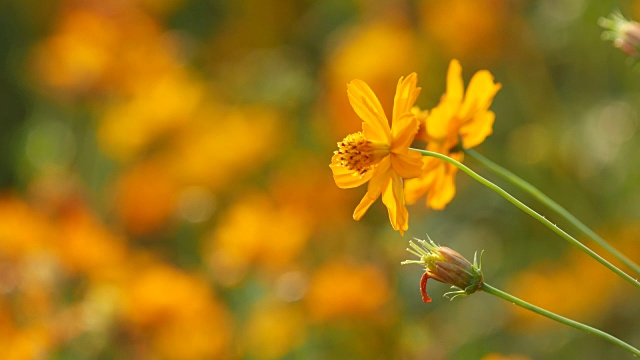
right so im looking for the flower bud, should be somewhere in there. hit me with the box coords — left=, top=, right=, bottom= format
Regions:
left=600, top=11, right=640, bottom=58
left=402, top=238, right=483, bottom=302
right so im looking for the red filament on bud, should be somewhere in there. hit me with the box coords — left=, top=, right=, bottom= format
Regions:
left=420, top=272, right=432, bottom=303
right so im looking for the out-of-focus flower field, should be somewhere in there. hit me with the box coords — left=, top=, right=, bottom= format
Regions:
left=1, top=0, right=640, bottom=359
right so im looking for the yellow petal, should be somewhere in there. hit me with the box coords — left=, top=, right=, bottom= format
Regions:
left=445, top=59, right=464, bottom=104
left=391, top=150, right=423, bottom=179
left=330, top=157, right=374, bottom=189
left=367, top=156, right=391, bottom=199
left=347, top=80, right=391, bottom=143
left=425, top=100, right=457, bottom=141
left=423, top=60, right=463, bottom=142
left=381, top=172, right=408, bottom=235
left=450, top=151, right=464, bottom=163
left=460, top=110, right=495, bottom=149
left=426, top=164, right=458, bottom=210
left=404, top=150, right=462, bottom=208
left=458, top=70, right=501, bottom=122
left=362, top=122, right=383, bottom=144
left=352, top=156, right=391, bottom=220
left=412, top=106, right=429, bottom=142
left=425, top=140, right=450, bottom=158
left=404, top=159, right=436, bottom=205
left=392, top=73, right=421, bottom=121
left=391, top=113, right=419, bottom=153
left=404, top=177, right=427, bottom=205
left=353, top=194, right=376, bottom=221
left=380, top=177, right=397, bottom=230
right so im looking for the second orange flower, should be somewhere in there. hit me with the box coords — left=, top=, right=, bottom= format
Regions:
left=406, top=59, right=501, bottom=210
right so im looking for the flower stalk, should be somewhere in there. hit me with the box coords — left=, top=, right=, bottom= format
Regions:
left=403, top=240, right=640, bottom=356
left=480, top=282, right=640, bottom=357
left=464, top=148, right=640, bottom=275
left=411, top=148, right=640, bottom=290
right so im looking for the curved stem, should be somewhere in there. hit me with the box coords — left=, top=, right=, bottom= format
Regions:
left=411, top=148, right=640, bottom=290
left=481, top=282, right=640, bottom=357
left=464, top=148, right=640, bottom=275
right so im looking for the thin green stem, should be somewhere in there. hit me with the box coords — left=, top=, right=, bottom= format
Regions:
left=411, top=148, right=640, bottom=290
left=463, top=148, right=640, bottom=275
left=481, top=282, right=640, bottom=357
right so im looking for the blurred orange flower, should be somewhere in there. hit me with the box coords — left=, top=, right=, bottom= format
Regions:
left=55, top=203, right=127, bottom=278
left=269, top=158, right=354, bottom=230
left=30, top=7, right=116, bottom=96
left=113, top=161, right=179, bottom=236
left=243, top=302, right=306, bottom=359
left=98, top=70, right=205, bottom=161
left=306, top=260, right=389, bottom=321
left=207, top=193, right=311, bottom=285
left=405, top=59, right=500, bottom=209
left=121, top=260, right=231, bottom=359
left=164, top=105, right=283, bottom=189
left=30, top=2, right=183, bottom=100
left=0, top=197, right=63, bottom=359
left=418, top=0, right=513, bottom=62
left=0, top=325, right=52, bottom=360
left=324, top=19, right=421, bottom=138
left=330, top=74, right=423, bottom=234
left=506, top=244, right=628, bottom=331
left=0, top=196, right=54, bottom=258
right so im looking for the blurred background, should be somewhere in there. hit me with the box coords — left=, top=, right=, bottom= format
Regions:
left=1, top=0, right=640, bottom=359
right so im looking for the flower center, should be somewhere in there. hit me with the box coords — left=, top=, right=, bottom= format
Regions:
left=334, top=132, right=389, bottom=176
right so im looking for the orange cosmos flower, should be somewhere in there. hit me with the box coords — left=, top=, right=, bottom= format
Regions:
left=405, top=59, right=501, bottom=209
left=330, top=73, right=423, bottom=235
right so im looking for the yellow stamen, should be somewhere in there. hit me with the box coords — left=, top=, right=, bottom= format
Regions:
left=334, top=132, right=389, bottom=176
